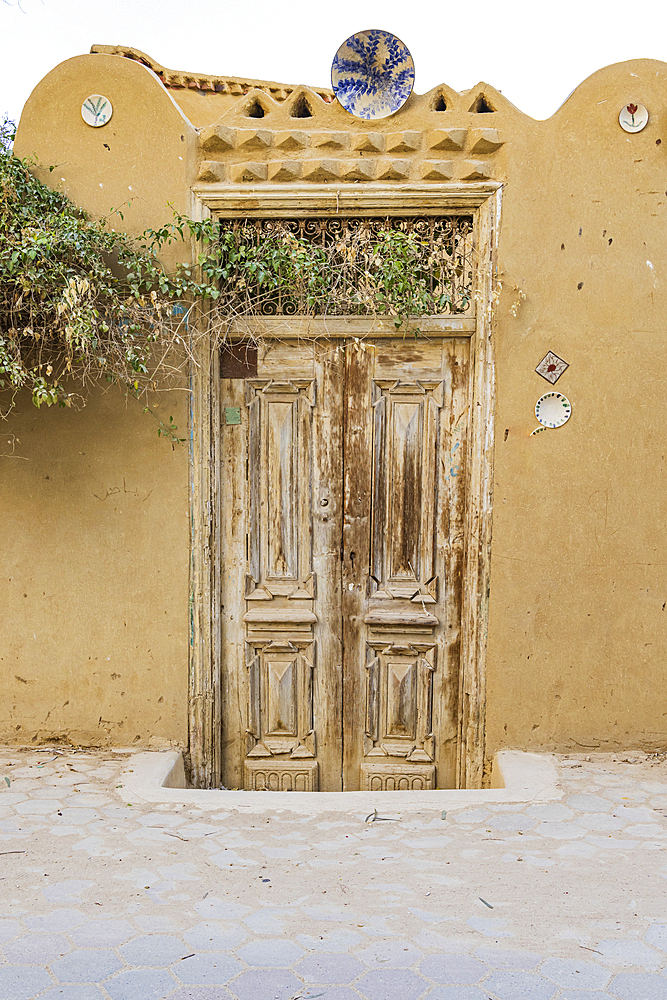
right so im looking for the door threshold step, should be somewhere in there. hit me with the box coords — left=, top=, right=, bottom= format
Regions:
left=119, top=750, right=562, bottom=814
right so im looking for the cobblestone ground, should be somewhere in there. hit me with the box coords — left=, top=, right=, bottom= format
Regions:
left=0, top=749, right=666, bottom=999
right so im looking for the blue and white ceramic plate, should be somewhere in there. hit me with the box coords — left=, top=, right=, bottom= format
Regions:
left=331, top=29, right=414, bottom=120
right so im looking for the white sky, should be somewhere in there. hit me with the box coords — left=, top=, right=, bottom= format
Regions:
left=2, top=0, right=667, bottom=125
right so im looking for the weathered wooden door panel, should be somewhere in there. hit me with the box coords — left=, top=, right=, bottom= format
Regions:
left=220, top=341, right=344, bottom=791
left=341, top=337, right=469, bottom=791
left=370, top=380, right=441, bottom=601
left=245, top=379, right=315, bottom=600
left=221, top=336, right=468, bottom=791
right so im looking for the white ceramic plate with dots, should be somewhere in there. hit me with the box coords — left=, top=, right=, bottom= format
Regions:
left=535, top=392, right=572, bottom=428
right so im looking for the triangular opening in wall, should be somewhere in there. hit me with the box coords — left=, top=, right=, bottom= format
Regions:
left=290, top=93, right=313, bottom=118
left=469, top=93, right=496, bottom=113
left=431, top=93, right=447, bottom=112
left=244, top=99, right=266, bottom=119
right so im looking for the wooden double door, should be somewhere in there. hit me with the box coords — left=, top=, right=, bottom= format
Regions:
left=220, top=333, right=470, bottom=791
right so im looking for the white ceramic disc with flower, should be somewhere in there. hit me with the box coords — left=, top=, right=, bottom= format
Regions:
left=619, top=103, right=648, bottom=133
left=81, top=95, right=113, bottom=127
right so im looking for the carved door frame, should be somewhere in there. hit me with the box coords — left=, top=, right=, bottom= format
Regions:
left=187, top=182, right=501, bottom=789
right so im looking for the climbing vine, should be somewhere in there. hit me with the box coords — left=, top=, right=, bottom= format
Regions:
left=0, top=117, right=475, bottom=417
left=0, top=119, right=190, bottom=413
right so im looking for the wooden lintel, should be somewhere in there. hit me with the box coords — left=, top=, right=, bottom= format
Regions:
left=225, top=315, right=476, bottom=339
left=192, top=182, right=501, bottom=215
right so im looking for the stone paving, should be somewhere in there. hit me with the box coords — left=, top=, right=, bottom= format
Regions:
left=0, top=748, right=667, bottom=999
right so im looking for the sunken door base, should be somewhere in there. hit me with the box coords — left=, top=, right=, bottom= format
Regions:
left=244, top=760, right=319, bottom=791
left=362, top=761, right=436, bottom=791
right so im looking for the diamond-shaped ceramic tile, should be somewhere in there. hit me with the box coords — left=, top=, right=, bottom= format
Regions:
left=535, top=350, right=568, bottom=384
